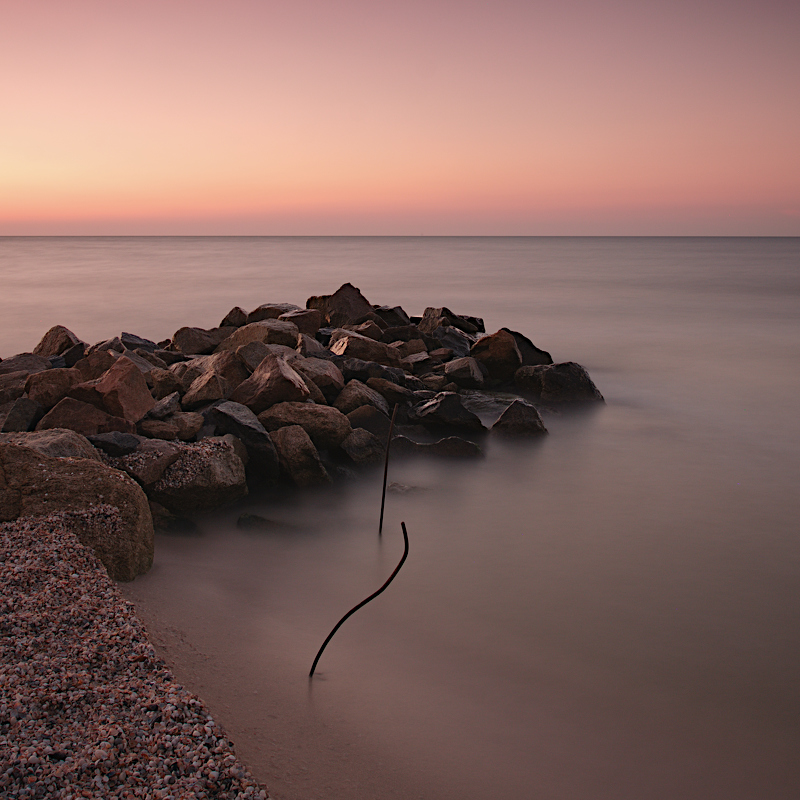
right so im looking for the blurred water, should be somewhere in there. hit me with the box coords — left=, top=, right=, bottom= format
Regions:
left=3, top=236, right=799, bottom=798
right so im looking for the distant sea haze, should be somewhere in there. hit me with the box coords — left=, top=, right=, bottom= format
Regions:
left=4, top=236, right=800, bottom=800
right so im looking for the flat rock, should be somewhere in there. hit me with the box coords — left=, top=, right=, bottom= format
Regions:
left=0, top=353, right=51, bottom=377
left=270, top=425, right=331, bottom=486
left=340, top=428, right=385, bottom=464
left=229, top=352, right=310, bottom=414
left=246, top=303, right=302, bottom=324
left=36, top=397, right=135, bottom=436
left=257, top=402, right=352, bottom=450
left=514, top=362, right=604, bottom=404
left=492, top=399, right=548, bottom=435
left=87, top=431, right=143, bottom=456
left=334, top=379, right=390, bottom=416
left=279, top=308, right=322, bottom=335
left=138, top=418, right=180, bottom=440
left=120, top=332, right=159, bottom=352
left=33, top=325, right=82, bottom=357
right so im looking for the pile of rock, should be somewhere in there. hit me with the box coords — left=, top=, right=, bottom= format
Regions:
left=1, top=282, right=603, bottom=578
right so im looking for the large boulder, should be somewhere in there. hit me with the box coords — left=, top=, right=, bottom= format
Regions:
left=514, top=362, right=604, bottom=404
left=73, top=350, right=120, bottom=381
left=373, top=305, right=412, bottom=328
left=0, top=429, right=101, bottom=461
left=270, top=425, right=331, bottom=487
left=365, top=377, right=416, bottom=407
left=36, top=397, right=135, bottom=436
left=339, top=357, right=406, bottom=386
left=334, top=379, right=390, bottom=416
left=443, top=356, right=485, bottom=389
left=215, top=320, right=300, bottom=352
left=347, top=405, right=392, bottom=442
left=470, top=329, right=522, bottom=382
left=206, top=401, right=280, bottom=479
left=417, top=307, right=483, bottom=335
left=24, top=367, right=83, bottom=410
left=181, top=371, right=229, bottom=410
left=0, top=442, right=153, bottom=581
left=86, top=356, right=155, bottom=423
left=220, top=306, right=248, bottom=327
left=411, top=392, right=486, bottom=431
left=258, top=402, right=352, bottom=450
left=501, top=328, right=553, bottom=367
left=291, top=357, right=345, bottom=402
left=105, top=439, right=183, bottom=487
left=279, top=308, right=322, bottom=335
left=0, top=372, right=30, bottom=405
left=491, top=399, right=548, bottom=435
left=340, top=428, right=385, bottom=464
left=0, top=397, right=43, bottom=432
left=328, top=330, right=402, bottom=367
left=229, top=352, right=310, bottom=414
left=430, top=326, right=475, bottom=358
left=148, top=439, right=248, bottom=514
left=0, top=353, right=51, bottom=376
left=32, top=325, right=82, bottom=358
left=306, top=283, right=374, bottom=327
left=170, top=326, right=234, bottom=355
left=246, top=303, right=301, bottom=324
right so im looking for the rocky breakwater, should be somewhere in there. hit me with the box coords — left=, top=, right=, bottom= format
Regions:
left=0, top=282, right=603, bottom=578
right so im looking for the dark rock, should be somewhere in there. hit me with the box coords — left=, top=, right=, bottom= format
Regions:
left=296, top=333, right=329, bottom=357
left=401, top=352, right=434, bottom=375
left=62, top=342, right=87, bottom=367
left=431, top=326, right=475, bottom=358
left=270, top=425, right=331, bottom=486
left=120, top=332, right=158, bottom=352
left=393, top=339, right=427, bottom=359
left=339, top=357, right=406, bottom=387
left=279, top=308, right=322, bottom=335
left=411, top=392, right=486, bottom=431
left=492, top=399, right=548, bottom=435
left=36, top=397, right=135, bottom=436
left=87, top=431, right=143, bottom=456
left=514, top=362, right=604, bottom=404
left=418, top=307, right=482, bottom=335
left=345, top=320, right=384, bottom=340
left=149, top=368, right=183, bottom=401
left=207, top=400, right=280, bottom=479
left=420, top=375, right=449, bottom=392
left=291, top=357, right=345, bottom=402
left=152, top=348, right=190, bottom=365
left=24, top=367, right=83, bottom=410
left=33, top=326, right=82, bottom=357
left=373, top=305, right=411, bottom=327
left=0, top=372, right=32, bottom=405
left=0, top=353, right=51, bottom=377
left=329, top=329, right=403, bottom=367
left=444, top=356, right=485, bottom=389
left=0, top=398, right=43, bottom=432
left=170, top=326, right=233, bottom=355
left=470, top=329, right=522, bottom=382
left=138, top=418, right=180, bottom=440
left=334, top=379, right=390, bottom=416
left=347, top=405, right=392, bottom=442
left=0, top=428, right=102, bottom=461
left=147, top=391, right=182, bottom=420
left=229, top=352, right=310, bottom=414
left=149, top=500, right=199, bottom=534
left=306, top=283, right=374, bottom=327
left=365, top=377, right=416, bottom=406
left=390, top=435, right=483, bottom=458
left=87, top=336, right=124, bottom=355
left=246, top=303, right=301, bottom=324
left=220, top=306, right=248, bottom=327
left=257, top=402, right=352, bottom=451
left=73, top=350, right=120, bottom=381
left=500, top=328, right=553, bottom=366
left=351, top=311, right=389, bottom=329
left=341, top=428, right=385, bottom=464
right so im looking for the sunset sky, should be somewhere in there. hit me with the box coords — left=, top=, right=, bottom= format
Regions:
left=2, top=0, right=799, bottom=235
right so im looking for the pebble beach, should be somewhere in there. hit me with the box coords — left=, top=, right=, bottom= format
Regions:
left=0, top=509, right=270, bottom=799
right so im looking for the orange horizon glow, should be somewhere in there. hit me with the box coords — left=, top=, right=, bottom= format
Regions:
left=2, top=0, right=799, bottom=235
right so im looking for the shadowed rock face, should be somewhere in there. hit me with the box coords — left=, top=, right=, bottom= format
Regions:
left=470, top=330, right=522, bottom=383
left=306, top=283, right=374, bottom=327
left=258, top=402, right=352, bottom=451
left=514, top=362, right=604, bottom=405
left=229, top=352, right=310, bottom=414
left=0, top=442, right=153, bottom=581
left=270, top=425, right=331, bottom=486
left=491, top=399, right=548, bottom=436
left=33, top=325, right=82, bottom=358
left=411, top=392, right=486, bottom=432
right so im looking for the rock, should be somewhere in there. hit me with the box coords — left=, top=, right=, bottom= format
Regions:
left=306, top=283, right=374, bottom=327
left=121, top=332, right=158, bottom=352
left=373, top=305, right=412, bottom=328
left=137, top=418, right=180, bottom=440
left=339, top=357, right=406, bottom=387
left=0, top=372, right=30, bottom=405
left=340, top=428, right=385, bottom=464
left=220, top=306, right=248, bottom=327
left=401, top=352, right=434, bottom=375
left=0, top=442, right=153, bottom=581
left=303, top=376, right=328, bottom=405
left=296, top=333, right=329, bottom=357
left=470, top=329, right=522, bottom=382
left=492, top=399, right=548, bottom=435
left=73, top=350, right=120, bottom=381
left=0, top=397, right=43, bottom=432
left=246, top=303, right=302, bottom=324
left=411, top=392, right=486, bottom=431
left=206, top=401, right=280, bottom=479
left=87, top=336, right=124, bottom=355
left=279, top=308, right=322, bottom=335
left=171, top=412, right=204, bottom=441
left=131, top=348, right=168, bottom=370
left=420, top=375, right=449, bottom=392
left=36, top=398, right=135, bottom=436
left=365, top=377, right=416, bottom=406
left=120, top=349, right=162, bottom=377
left=428, top=347, right=454, bottom=362
left=87, top=431, right=143, bottom=456
left=514, top=362, right=604, bottom=404
left=444, top=356, right=485, bottom=389
left=0, top=429, right=101, bottom=461
left=229, top=353, right=310, bottom=414
left=211, top=434, right=249, bottom=467
left=346, top=320, right=384, bottom=340
left=170, top=326, right=234, bottom=355
left=89, top=355, right=156, bottom=422
left=109, top=439, right=183, bottom=486
left=269, top=425, right=331, bottom=486
left=393, top=339, right=428, bottom=358
left=152, top=348, right=190, bottom=365
left=148, top=439, right=248, bottom=514
left=149, top=368, right=183, bottom=400
left=24, top=367, right=83, bottom=410
left=390, top=435, right=483, bottom=458
left=181, top=371, right=229, bottom=411
left=417, top=307, right=482, bottom=335
left=0, top=353, right=51, bottom=376
left=62, top=342, right=87, bottom=367
left=430, top=326, right=475, bottom=358
left=147, top=391, right=182, bottom=420
left=347, top=405, right=392, bottom=442
left=149, top=500, right=198, bottom=534
left=258, top=402, right=352, bottom=450
left=291, top=357, right=345, bottom=402
left=32, top=325, right=82, bottom=357
left=215, top=319, right=300, bottom=352
left=380, top=324, right=433, bottom=346
left=334, top=379, right=390, bottom=416
left=501, top=328, right=553, bottom=366
left=329, top=329, right=402, bottom=367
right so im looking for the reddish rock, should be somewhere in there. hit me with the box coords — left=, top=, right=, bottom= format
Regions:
left=0, top=353, right=51, bottom=376
left=346, top=320, right=384, bottom=340
left=296, top=333, right=328, bottom=357
left=33, top=325, right=82, bottom=357
left=306, top=283, right=374, bottom=327
left=172, top=411, right=204, bottom=441
left=0, top=398, right=43, bottom=432
left=333, top=379, right=390, bottom=416
left=469, top=330, right=522, bottom=382
left=278, top=308, right=322, bottom=336
left=149, top=368, right=183, bottom=400
left=214, top=320, right=300, bottom=352
left=92, top=356, right=156, bottom=423
left=0, top=372, right=29, bottom=405
left=329, top=329, right=402, bottom=367
left=73, top=350, right=120, bottom=381
left=171, top=326, right=234, bottom=355
left=340, top=428, right=385, bottom=464
left=292, top=357, right=345, bottom=402
left=229, top=352, right=310, bottom=414
left=0, top=428, right=101, bottom=461
left=181, top=372, right=229, bottom=410
left=365, top=377, right=416, bottom=406
left=417, top=307, right=482, bottom=335
left=257, top=402, right=352, bottom=450
left=501, top=328, right=553, bottom=367
left=246, top=303, right=301, bottom=324
left=394, top=339, right=427, bottom=358
left=270, top=425, right=331, bottom=486
left=137, top=418, right=180, bottom=440
left=443, top=356, right=485, bottom=389
left=24, top=367, right=83, bottom=410
left=36, top=397, right=135, bottom=436
left=110, top=439, right=183, bottom=486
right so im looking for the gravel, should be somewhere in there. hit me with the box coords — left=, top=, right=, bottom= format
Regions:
left=0, top=509, right=270, bottom=799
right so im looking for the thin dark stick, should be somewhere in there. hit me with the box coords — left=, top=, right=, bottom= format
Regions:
left=309, top=521, right=409, bottom=678
left=379, top=404, right=399, bottom=536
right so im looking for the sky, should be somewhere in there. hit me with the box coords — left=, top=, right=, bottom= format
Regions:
left=2, top=0, right=799, bottom=235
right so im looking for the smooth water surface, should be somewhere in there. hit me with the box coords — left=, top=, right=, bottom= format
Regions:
left=2, top=237, right=799, bottom=799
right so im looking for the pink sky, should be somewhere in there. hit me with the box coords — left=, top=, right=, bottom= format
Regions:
left=2, top=0, right=798, bottom=235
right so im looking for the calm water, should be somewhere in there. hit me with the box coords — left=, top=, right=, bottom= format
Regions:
left=2, top=237, right=799, bottom=799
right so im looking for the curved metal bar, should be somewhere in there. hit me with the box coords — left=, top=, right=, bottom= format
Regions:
left=379, top=403, right=399, bottom=536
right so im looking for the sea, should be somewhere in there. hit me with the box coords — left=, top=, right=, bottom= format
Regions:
left=2, top=236, right=799, bottom=800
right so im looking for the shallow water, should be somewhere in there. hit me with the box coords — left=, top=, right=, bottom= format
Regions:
left=3, top=236, right=799, bottom=798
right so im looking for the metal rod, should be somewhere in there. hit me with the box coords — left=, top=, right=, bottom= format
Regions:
left=379, top=403, right=399, bottom=536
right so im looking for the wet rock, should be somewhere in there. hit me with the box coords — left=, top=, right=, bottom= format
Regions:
left=24, top=367, right=83, bottom=410
left=329, top=329, right=403, bottom=367
left=444, top=356, right=485, bottom=389
left=501, top=328, right=553, bottom=366
left=347, top=405, right=392, bottom=442
left=334, top=379, right=390, bottom=416
left=229, top=352, right=310, bottom=414
left=306, top=282, right=374, bottom=327
left=470, top=329, right=522, bottom=382
left=148, top=439, right=248, bottom=514
left=37, top=397, right=135, bottom=436
left=390, top=435, right=483, bottom=458
left=216, top=320, right=300, bottom=352
left=341, top=428, right=385, bottom=464
left=33, top=325, right=82, bottom=357
left=411, top=392, right=486, bottom=431
left=492, top=399, right=548, bottom=435
left=258, top=402, right=352, bottom=450
left=270, top=425, right=331, bottom=486
left=0, top=353, right=51, bottom=377
left=220, top=306, right=248, bottom=327
left=246, top=302, right=301, bottom=324
left=206, top=401, right=280, bottom=479
left=279, top=308, right=322, bottom=335
left=87, top=431, right=143, bottom=456
left=0, top=428, right=101, bottom=461
left=0, top=397, right=43, bottom=432
left=514, top=362, right=604, bottom=404
left=0, top=442, right=153, bottom=580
